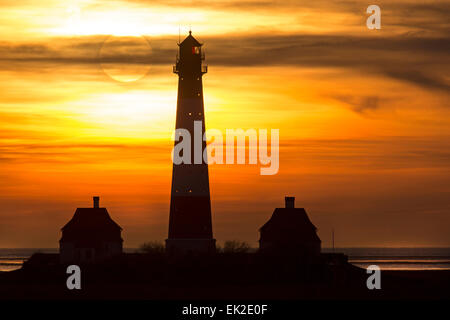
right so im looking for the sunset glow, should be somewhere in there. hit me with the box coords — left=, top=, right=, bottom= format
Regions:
left=0, top=0, right=449, bottom=248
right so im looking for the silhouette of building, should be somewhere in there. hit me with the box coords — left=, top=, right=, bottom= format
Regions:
left=59, top=197, right=123, bottom=263
left=167, top=31, right=215, bottom=254
left=259, top=197, right=321, bottom=256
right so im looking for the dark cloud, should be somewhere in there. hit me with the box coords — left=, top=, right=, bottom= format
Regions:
left=332, top=95, right=381, bottom=114
left=1, top=33, right=448, bottom=93
left=384, top=70, right=449, bottom=91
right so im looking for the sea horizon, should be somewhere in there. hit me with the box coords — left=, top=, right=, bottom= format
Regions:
left=2, top=247, right=449, bottom=272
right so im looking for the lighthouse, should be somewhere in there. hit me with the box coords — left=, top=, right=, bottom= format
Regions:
left=166, top=32, right=215, bottom=254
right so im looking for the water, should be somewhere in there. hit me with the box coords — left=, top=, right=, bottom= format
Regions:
left=323, top=247, right=450, bottom=271
left=1, top=248, right=450, bottom=272
left=0, top=248, right=137, bottom=272
left=0, top=248, right=58, bottom=272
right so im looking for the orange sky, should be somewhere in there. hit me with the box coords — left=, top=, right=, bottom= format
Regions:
left=0, top=0, right=449, bottom=248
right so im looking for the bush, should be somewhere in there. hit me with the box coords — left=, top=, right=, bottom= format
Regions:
left=221, top=240, right=250, bottom=254
left=139, top=241, right=165, bottom=254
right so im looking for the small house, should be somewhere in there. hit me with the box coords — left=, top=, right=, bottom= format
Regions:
left=59, top=197, right=123, bottom=264
left=259, top=197, right=321, bottom=257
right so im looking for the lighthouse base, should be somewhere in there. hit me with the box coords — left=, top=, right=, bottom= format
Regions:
left=165, top=238, right=216, bottom=255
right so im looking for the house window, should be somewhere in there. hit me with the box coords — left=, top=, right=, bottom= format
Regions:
left=192, top=46, right=200, bottom=54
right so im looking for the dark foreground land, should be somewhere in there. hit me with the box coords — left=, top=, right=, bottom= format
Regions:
left=0, top=253, right=449, bottom=300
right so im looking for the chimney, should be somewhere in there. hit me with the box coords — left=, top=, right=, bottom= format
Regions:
left=285, top=196, right=295, bottom=208
left=93, top=196, right=100, bottom=208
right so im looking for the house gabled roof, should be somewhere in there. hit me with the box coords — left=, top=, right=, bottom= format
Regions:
left=259, top=207, right=321, bottom=242
left=61, top=208, right=122, bottom=231
left=60, top=207, right=123, bottom=245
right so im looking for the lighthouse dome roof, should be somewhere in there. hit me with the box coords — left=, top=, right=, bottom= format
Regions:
left=180, top=31, right=202, bottom=47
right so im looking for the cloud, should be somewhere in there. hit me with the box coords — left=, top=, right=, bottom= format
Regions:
left=126, top=0, right=450, bottom=32
left=0, top=33, right=449, bottom=93
left=278, top=136, right=450, bottom=171
left=1, top=136, right=449, bottom=170
left=0, top=140, right=171, bottom=165
left=332, top=95, right=381, bottom=114
left=0, top=0, right=448, bottom=95
left=384, top=70, right=450, bottom=91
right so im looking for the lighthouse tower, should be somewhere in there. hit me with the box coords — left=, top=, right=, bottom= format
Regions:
left=166, top=32, right=215, bottom=254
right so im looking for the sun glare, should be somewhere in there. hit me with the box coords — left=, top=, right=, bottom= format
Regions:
left=52, top=3, right=206, bottom=36
left=80, top=91, right=175, bottom=122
